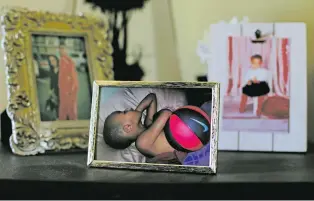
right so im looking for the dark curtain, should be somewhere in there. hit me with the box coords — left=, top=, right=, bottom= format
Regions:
left=85, top=0, right=149, bottom=81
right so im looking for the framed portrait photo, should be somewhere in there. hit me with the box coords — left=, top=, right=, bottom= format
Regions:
left=87, top=81, right=220, bottom=174
left=1, top=7, right=113, bottom=155
left=209, top=23, right=307, bottom=152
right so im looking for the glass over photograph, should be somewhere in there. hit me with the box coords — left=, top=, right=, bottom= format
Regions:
left=95, top=87, right=213, bottom=167
left=223, top=36, right=290, bottom=132
left=32, top=34, right=92, bottom=121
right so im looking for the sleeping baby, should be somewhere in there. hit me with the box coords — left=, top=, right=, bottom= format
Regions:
left=103, top=93, right=187, bottom=164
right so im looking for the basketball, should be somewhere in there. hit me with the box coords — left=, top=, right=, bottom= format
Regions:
left=164, top=106, right=211, bottom=152
left=261, top=96, right=289, bottom=119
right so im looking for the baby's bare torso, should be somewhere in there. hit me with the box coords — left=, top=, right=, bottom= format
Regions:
left=136, top=130, right=175, bottom=157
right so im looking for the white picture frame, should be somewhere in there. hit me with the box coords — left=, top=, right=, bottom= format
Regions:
left=209, top=23, right=307, bottom=152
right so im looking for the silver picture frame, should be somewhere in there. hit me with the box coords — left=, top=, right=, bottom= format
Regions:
left=87, top=81, right=220, bottom=174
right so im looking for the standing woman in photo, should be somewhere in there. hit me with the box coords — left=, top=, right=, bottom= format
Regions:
left=45, top=55, right=60, bottom=120
left=58, top=44, right=79, bottom=120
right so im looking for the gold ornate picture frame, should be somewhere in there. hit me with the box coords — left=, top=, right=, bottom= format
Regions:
left=88, top=81, right=220, bottom=174
left=1, top=7, right=113, bottom=155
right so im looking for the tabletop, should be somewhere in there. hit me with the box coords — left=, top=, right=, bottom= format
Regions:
left=0, top=143, right=314, bottom=199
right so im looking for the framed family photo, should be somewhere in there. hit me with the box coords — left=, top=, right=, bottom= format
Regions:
left=209, top=23, right=307, bottom=152
left=1, top=7, right=113, bottom=155
left=87, top=81, right=220, bottom=174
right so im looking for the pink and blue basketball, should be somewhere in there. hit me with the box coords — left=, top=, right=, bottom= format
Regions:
left=164, top=105, right=211, bottom=152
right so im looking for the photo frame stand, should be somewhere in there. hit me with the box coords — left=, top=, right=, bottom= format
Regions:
left=0, top=111, right=11, bottom=146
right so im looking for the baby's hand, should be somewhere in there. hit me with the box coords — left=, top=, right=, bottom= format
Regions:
left=252, top=77, right=259, bottom=83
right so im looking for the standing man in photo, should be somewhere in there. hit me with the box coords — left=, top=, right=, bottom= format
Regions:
left=58, top=43, right=79, bottom=120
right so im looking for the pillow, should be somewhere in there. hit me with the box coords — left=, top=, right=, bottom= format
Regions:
left=96, top=87, right=188, bottom=163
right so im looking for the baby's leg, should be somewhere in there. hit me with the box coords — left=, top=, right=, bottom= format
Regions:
left=256, top=95, right=266, bottom=117
left=239, top=94, right=248, bottom=113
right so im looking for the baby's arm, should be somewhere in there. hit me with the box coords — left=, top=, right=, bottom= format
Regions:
left=136, top=109, right=172, bottom=156
left=136, top=93, right=157, bottom=126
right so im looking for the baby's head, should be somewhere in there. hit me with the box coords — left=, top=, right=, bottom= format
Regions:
left=250, top=54, right=263, bottom=68
left=103, top=109, right=143, bottom=149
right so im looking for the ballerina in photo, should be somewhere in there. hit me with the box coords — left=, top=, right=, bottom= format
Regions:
left=239, top=54, right=270, bottom=117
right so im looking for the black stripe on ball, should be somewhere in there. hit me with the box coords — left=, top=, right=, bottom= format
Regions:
left=173, top=108, right=211, bottom=145
left=164, top=115, right=191, bottom=152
